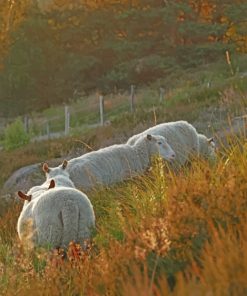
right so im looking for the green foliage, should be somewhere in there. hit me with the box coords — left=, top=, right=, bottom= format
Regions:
left=0, top=1, right=246, bottom=116
left=4, top=118, right=30, bottom=151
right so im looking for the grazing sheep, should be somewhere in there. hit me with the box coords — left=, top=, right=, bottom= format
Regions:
left=127, top=121, right=216, bottom=167
left=198, top=134, right=216, bottom=161
left=43, top=134, right=175, bottom=190
left=17, top=176, right=95, bottom=249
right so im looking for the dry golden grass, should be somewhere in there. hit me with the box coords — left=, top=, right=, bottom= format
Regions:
left=0, top=134, right=246, bottom=295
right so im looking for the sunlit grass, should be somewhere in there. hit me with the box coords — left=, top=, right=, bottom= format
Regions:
left=0, top=131, right=246, bottom=295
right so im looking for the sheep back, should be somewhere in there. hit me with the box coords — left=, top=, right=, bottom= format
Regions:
left=127, top=121, right=199, bottom=166
left=67, top=143, right=143, bottom=189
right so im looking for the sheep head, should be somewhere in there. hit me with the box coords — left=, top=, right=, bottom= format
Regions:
left=207, top=137, right=214, bottom=144
left=146, top=134, right=176, bottom=162
left=18, top=180, right=55, bottom=203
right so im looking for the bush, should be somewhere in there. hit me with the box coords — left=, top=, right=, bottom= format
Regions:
left=4, top=118, right=30, bottom=151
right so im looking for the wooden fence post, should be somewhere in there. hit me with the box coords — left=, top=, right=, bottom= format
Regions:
left=130, top=84, right=135, bottom=113
left=46, top=121, right=50, bottom=139
left=99, top=95, right=104, bottom=126
left=65, top=105, right=70, bottom=135
left=159, top=87, right=165, bottom=103
left=24, top=115, right=29, bottom=133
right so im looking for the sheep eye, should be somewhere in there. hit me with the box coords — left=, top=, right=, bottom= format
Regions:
left=158, top=142, right=162, bottom=145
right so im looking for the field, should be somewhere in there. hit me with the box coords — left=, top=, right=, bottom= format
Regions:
left=0, top=55, right=247, bottom=295
left=1, top=1, right=247, bottom=294
left=1, top=54, right=247, bottom=144
left=0, top=125, right=246, bottom=295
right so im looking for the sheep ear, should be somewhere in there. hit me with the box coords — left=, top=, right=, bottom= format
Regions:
left=62, top=160, right=68, bottom=170
left=146, top=134, right=152, bottom=141
left=48, top=179, right=55, bottom=189
left=43, top=163, right=50, bottom=173
left=207, top=137, right=214, bottom=144
left=17, top=191, right=32, bottom=202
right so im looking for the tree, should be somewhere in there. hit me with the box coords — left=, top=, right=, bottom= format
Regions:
left=0, top=3, right=75, bottom=116
left=0, top=0, right=246, bottom=117
left=0, top=0, right=31, bottom=68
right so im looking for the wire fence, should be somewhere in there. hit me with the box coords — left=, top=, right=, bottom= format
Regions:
left=0, top=85, right=167, bottom=143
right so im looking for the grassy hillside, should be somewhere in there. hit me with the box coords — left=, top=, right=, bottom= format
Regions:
left=0, top=56, right=246, bottom=295
left=1, top=54, right=246, bottom=144
left=0, top=55, right=246, bottom=189
left=0, top=134, right=246, bottom=295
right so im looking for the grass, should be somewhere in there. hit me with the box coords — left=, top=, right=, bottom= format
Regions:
left=7, top=53, right=244, bottom=140
left=0, top=52, right=246, bottom=295
left=0, top=131, right=246, bottom=295
left=0, top=81, right=245, bottom=190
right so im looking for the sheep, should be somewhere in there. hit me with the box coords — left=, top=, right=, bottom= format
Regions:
left=127, top=121, right=216, bottom=167
left=43, top=134, right=176, bottom=191
left=17, top=174, right=95, bottom=249
left=198, top=133, right=216, bottom=162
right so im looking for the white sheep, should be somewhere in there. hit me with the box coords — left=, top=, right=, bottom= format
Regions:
left=198, top=133, right=216, bottom=161
left=17, top=171, right=95, bottom=249
left=43, top=134, right=176, bottom=191
left=127, top=121, right=216, bottom=167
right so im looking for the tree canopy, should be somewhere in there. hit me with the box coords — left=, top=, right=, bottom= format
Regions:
left=0, top=0, right=246, bottom=116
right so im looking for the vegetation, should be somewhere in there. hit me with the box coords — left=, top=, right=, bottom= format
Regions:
left=0, top=0, right=246, bottom=116
left=0, top=1, right=246, bottom=294
left=0, top=133, right=246, bottom=295
left=0, top=54, right=245, bottom=145
left=3, top=118, right=30, bottom=151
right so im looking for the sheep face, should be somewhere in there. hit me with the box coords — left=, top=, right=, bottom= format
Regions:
left=199, top=135, right=216, bottom=161
left=206, top=138, right=216, bottom=161
left=146, top=134, right=175, bottom=162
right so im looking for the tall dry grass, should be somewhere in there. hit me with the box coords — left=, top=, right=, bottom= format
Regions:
left=0, top=133, right=246, bottom=295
